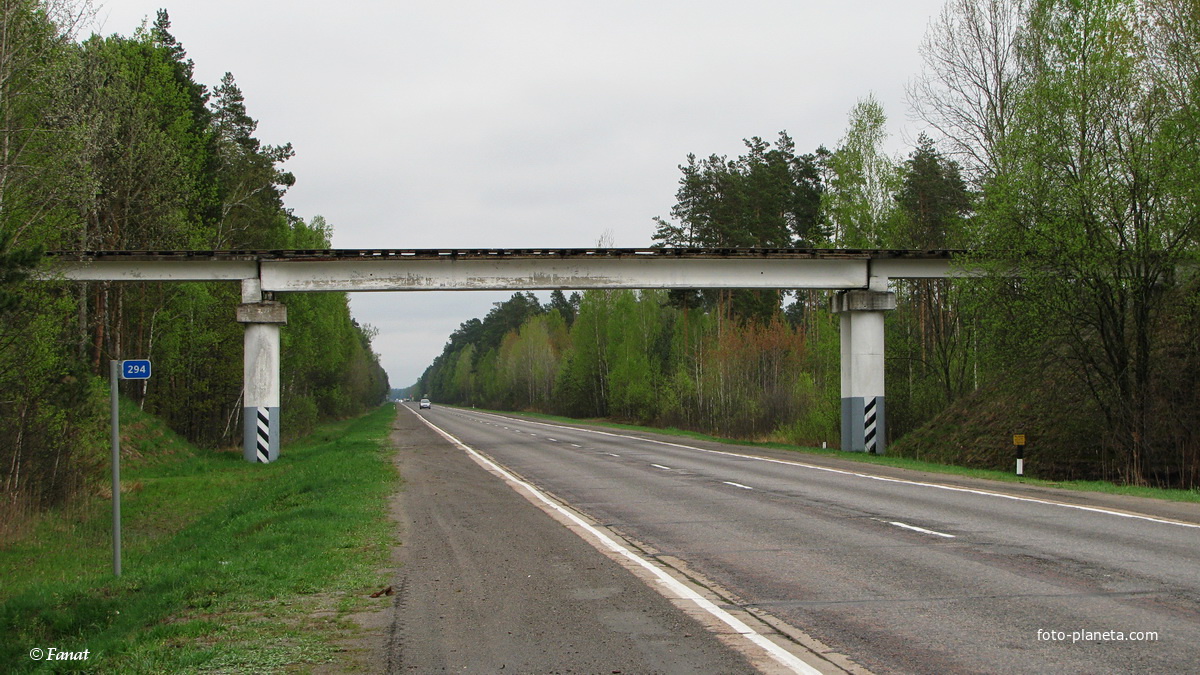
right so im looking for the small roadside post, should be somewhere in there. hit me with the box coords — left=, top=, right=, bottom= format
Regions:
left=111, top=359, right=151, bottom=577
left=1013, top=434, right=1026, bottom=477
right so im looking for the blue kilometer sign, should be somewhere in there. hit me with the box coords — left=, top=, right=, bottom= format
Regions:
left=120, top=360, right=152, bottom=380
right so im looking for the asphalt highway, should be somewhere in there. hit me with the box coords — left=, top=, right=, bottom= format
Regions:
left=409, top=403, right=1200, bottom=674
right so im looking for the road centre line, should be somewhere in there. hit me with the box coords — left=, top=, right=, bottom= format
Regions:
left=453, top=409, right=1200, bottom=531
left=888, top=521, right=955, bottom=538
left=409, top=407, right=821, bottom=675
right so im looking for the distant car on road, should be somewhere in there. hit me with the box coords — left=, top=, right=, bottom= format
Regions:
left=419, top=398, right=432, bottom=409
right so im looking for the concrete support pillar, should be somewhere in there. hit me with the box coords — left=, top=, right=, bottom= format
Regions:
left=237, top=279, right=287, bottom=463
left=832, top=290, right=895, bottom=454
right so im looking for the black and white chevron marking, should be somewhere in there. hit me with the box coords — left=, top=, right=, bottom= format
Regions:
left=864, top=397, right=878, bottom=454
left=256, top=407, right=270, bottom=463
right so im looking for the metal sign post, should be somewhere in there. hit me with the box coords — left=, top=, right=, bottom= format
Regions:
left=111, top=359, right=151, bottom=577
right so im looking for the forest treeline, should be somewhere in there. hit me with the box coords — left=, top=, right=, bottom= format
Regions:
left=419, top=0, right=1200, bottom=489
left=0, top=3, right=388, bottom=530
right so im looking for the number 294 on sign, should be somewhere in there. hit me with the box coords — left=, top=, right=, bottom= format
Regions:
left=120, top=360, right=152, bottom=380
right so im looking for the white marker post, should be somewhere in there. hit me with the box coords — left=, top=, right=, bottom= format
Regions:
left=111, top=359, right=151, bottom=576
left=1013, top=434, right=1026, bottom=476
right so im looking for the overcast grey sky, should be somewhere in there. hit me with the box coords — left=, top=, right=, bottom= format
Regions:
left=95, top=0, right=947, bottom=388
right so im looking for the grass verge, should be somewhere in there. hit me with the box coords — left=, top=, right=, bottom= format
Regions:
left=465, top=406, right=1200, bottom=504
left=0, top=404, right=399, bottom=673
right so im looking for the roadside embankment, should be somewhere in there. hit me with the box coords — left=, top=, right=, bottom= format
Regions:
left=0, top=405, right=399, bottom=673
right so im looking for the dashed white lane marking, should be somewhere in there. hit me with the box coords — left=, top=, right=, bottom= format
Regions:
left=570, top=443, right=582, bottom=448
left=547, top=438, right=558, bottom=442
left=889, top=521, right=955, bottom=538
left=724, top=481, right=754, bottom=490
left=605, top=452, right=620, bottom=457
left=651, top=464, right=672, bottom=471
left=452, top=409, right=1200, bottom=531
left=409, top=408, right=822, bottom=675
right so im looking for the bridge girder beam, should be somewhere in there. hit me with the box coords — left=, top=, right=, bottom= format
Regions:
left=257, top=257, right=870, bottom=292
left=38, top=249, right=976, bottom=462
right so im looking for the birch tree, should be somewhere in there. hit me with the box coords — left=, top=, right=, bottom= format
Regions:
left=908, top=0, right=1027, bottom=182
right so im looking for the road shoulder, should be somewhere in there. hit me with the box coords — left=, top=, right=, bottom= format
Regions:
left=328, top=405, right=770, bottom=674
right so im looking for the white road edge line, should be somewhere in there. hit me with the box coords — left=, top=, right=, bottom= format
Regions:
left=724, top=481, right=754, bottom=490
left=889, top=521, right=955, bottom=538
left=408, top=408, right=821, bottom=675
left=456, top=409, right=1200, bottom=530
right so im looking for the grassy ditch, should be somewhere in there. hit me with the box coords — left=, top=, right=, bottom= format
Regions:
left=0, top=403, right=399, bottom=673
left=466, top=407, right=1200, bottom=504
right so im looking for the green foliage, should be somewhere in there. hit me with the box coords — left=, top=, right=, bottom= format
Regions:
left=974, top=0, right=1200, bottom=484
left=652, top=132, right=827, bottom=249
left=140, top=282, right=244, bottom=446
left=72, top=30, right=216, bottom=250
left=423, top=292, right=548, bottom=408
left=0, top=6, right=389, bottom=525
left=420, top=287, right=840, bottom=444
left=894, top=134, right=974, bottom=248
left=548, top=289, right=577, bottom=326
left=0, top=230, right=42, bottom=313
left=884, top=137, right=980, bottom=438
left=210, top=71, right=296, bottom=248
left=553, top=289, right=613, bottom=417
left=604, top=290, right=661, bottom=420
left=824, top=95, right=901, bottom=247
left=651, top=131, right=828, bottom=323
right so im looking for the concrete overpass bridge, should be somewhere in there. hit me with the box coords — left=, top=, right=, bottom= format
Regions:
left=42, top=248, right=978, bottom=462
